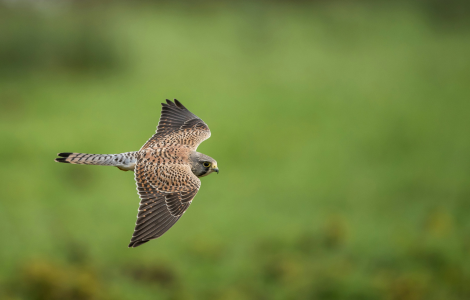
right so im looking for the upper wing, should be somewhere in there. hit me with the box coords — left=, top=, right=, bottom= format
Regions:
left=129, top=159, right=200, bottom=247
left=141, top=99, right=211, bottom=151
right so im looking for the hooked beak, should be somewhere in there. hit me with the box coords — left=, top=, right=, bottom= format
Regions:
left=212, top=165, right=219, bottom=174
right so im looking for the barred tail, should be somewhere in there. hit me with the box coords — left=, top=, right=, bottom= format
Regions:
left=55, top=152, right=137, bottom=171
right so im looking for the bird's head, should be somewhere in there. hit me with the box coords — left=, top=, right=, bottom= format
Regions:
left=190, top=152, right=219, bottom=178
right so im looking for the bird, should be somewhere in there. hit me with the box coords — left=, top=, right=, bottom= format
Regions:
left=55, top=99, right=219, bottom=247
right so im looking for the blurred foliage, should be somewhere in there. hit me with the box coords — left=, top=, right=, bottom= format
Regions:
left=0, top=4, right=121, bottom=74
left=3, top=259, right=107, bottom=300
left=1, top=1, right=470, bottom=299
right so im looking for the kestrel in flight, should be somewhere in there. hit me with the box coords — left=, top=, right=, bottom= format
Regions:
left=55, top=100, right=219, bottom=247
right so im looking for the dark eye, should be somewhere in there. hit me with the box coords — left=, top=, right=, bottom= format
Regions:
left=203, top=162, right=211, bottom=168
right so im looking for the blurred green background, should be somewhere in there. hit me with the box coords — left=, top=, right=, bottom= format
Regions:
left=1, top=0, right=470, bottom=299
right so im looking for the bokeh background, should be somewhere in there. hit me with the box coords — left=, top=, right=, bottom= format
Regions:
left=1, top=0, right=470, bottom=299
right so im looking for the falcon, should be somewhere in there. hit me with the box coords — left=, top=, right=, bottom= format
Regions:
left=55, top=99, right=219, bottom=247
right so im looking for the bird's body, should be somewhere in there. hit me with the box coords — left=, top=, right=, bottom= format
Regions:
left=55, top=100, right=218, bottom=247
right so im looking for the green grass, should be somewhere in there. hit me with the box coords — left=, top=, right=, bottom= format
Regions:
left=1, top=2, right=470, bottom=300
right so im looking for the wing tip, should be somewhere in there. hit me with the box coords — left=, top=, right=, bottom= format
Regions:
left=128, top=239, right=149, bottom=248
left=161, top=99, right=186, bottom=110
left=174, top=99, right=185, bottom=109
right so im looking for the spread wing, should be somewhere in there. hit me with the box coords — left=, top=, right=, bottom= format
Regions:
left=141, top=99, right=211, bottom=151
left=129, top=159, right=201, bottom=247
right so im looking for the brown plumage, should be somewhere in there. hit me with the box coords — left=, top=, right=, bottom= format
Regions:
left=55, top=99, right=219, bottom=247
